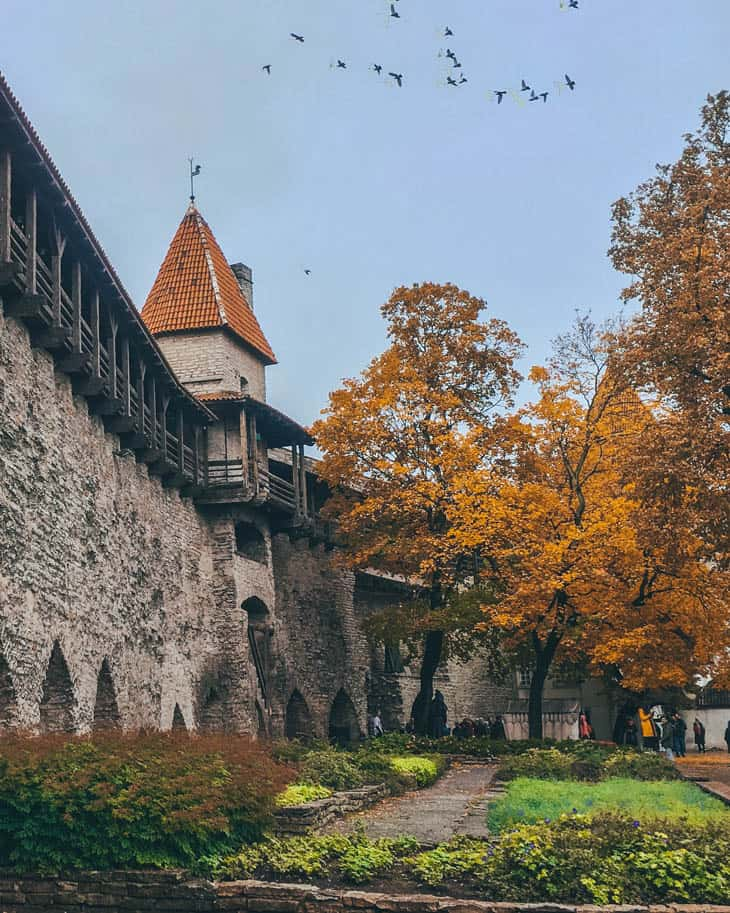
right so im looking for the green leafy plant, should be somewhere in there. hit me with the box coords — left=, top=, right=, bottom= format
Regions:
left=388, top=755, right=445, bottom=789
left=275, top=784, right=333, bottom=807
left=0, top=732, right=291, bottom=872
left=298, top=749, right=366, bottom=790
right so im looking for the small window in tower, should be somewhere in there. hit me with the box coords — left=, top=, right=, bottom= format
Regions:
left=240, top=376, right=249, bottom=392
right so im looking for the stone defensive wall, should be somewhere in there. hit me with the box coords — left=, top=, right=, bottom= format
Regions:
left=0, top=305, right=251, bottom=733
left=0, top=873, right=726, bottom=913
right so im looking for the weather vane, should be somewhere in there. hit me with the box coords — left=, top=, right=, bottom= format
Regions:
left=189, top=157, right=202, bottom=202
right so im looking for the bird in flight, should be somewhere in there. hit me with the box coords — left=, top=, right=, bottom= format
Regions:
left=446, top=76, right=458, bottom=87
left=290, top=33, right=304, bottom=42
left=539, top=91, right=549, bottom=103
left=262, top=65, right=271, bottom=74
left=373, top=63, right=383, bottom=75
left=390, top=3, right=400, bottom=17
left=337, top=59, right=347, bottom=69
left=494, top=90, right=507, bottom=104
left=529, top=89, right=538, bottom=102
left=521, top=79, right=531, bottom=92
left=389, top=72, right=404, bottom=87
left=459, top=76, right=467, bottom=85
left=444, top=26, right=453, bottom=36
left=445, top=48, right=456, bottom=61
left=304, top=269, right=311, bottom=276
left=565, top=73, right=576, bottom=90
left=569, top=0, right=579, bottom=7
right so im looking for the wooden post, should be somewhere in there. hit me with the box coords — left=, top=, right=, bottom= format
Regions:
left=71, top=261, right=82, bottom=353
left=193, top=425, right=201, bottom=485
left=291, top=445, right=301, bottom=515
left=160, top=395, right=169, bottom=460
left=249, top=412, right=259, bottom=494
left=298, top=444, right=308, bottom=518
left=176, top=408, right=185, bottom=472
left=0, top=149, right=10, bottom=263
left=121, top=335, right=131, bottom=415
left=25, top=189, right=36, bottom=294
left=90, top=289, right=100, bottom=377
left=239, top=405, right=249, bottom=491
left=52, top=226, right=66, bottom=326
left=149, top=375, right=158, bottom=447
left=108, top=316, right=118, bottom=397
left=136, top=361, right=146, bottom=429
left=202, top=428, right=209, bottom=487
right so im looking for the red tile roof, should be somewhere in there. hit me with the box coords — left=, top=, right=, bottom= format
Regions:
left=141, top=205, right=277, bottom=365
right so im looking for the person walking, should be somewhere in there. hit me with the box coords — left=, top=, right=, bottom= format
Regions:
left=693, top=718, right=706, bottom=753
left=725, top=720, right=730, bottom=753
left=672, top=712, right=687, bottom=758
left=660, top=715, right=675, bottom=760
left=428, top=691, right=448, bottom=739
left=624, top=716, right=638, bottom=747
left=491, top=714, right=507, bottom=740
left=372, top=710, right=384, bottom=737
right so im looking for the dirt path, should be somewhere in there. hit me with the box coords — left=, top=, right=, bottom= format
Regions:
left=328, top=763, right=502, bottom=844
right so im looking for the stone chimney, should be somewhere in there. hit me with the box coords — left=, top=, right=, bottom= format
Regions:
left=230, top=262, right=254, bottom=311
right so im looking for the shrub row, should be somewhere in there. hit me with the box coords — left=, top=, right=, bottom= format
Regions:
left=212, top=814, right=730, bottom=904
left=0, top=733, right=291, bottom=872
left=294, top=747, right=446, bottom=794
left=496, top=747, right=679, bottom=782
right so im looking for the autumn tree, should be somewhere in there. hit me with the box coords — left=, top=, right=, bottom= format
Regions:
left=448, top=317, right=730, bottom=738
left=311, top=283, right=523, bottom=733
left=610, top=91, right=730, bottom=553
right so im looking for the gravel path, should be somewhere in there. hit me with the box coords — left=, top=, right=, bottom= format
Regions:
left=329, top=763, right=502, bottom=844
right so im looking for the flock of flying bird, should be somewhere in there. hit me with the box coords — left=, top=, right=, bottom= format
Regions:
left=261, top=0, right=577, bottom=107
left=261, top=1, right=579, bottom=275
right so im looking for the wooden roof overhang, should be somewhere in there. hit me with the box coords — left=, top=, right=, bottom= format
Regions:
left=0, top=70, right=214, bottom=425
left=197, top=392, right=313, bottom=448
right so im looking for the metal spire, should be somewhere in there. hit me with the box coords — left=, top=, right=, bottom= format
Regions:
left=188, top=157, right=201, bottom=203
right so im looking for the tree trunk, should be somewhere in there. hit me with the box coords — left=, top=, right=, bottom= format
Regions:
left=413, top=629, right=444, bottom=735
left=527, top=633, right=560, bottom=740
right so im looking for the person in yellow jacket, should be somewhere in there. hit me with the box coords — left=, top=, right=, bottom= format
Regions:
left=638, top=707, right=658, bottom=750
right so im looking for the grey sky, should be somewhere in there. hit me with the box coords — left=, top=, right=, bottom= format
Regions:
left=3, top=1, right=728, bottom=428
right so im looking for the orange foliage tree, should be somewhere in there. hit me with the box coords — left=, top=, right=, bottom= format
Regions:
left=609, top=91, right=730, bottom=553
left=448, top=317, right=730, bottom=738
left=311, top=283, right=523, bottom=733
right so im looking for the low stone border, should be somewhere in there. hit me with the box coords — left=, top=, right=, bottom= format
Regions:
left=274, top=783, right=391, bottom=834
left=1, top=874, right=729, bottom=913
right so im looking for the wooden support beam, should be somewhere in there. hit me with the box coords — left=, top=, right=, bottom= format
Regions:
left=176, top=408, right=185, bottom=473
left=71, top=261, right=82, bottom=353
left=136, top=361, right=146, bottom=430
left=104, top=415, right=137, bottom=434
left=292, top=444, right=301, bottom=515
left=51, top=226, right=66, bottom=326
left=239, top=405, right=249, bottom=492
left=193, top=425, right=201, bottom=486
left=249, top=412, right=259, bottom=494
left=149, top=375, right=158, bottom=448
left=120, top=335, right=131, bottom=416
left=0, top=149, right=10, bottom=263
left=202, top=428, right=209, bottom=488
left=88, top=395, right=123, bottom=416
left=32, top=325, right=70, bottom=351
left=74, top=375, right=106, bottom=396
left=160, top=395, right=169, bottom=461
left=298, top=444, right=308, bottom=518
left=58, top=351, right=90, bottom=375
left=25, top=188, right=36, bottom=294
left=89, top=289, right=100, bottom=379
left=108, top=316, right=118, bottom=399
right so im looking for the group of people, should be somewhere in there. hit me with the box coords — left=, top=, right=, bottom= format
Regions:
left=613, top=705, right=706, bottom=759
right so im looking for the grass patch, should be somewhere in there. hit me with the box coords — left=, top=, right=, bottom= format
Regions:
left=487, top=776, right=728, bottom=832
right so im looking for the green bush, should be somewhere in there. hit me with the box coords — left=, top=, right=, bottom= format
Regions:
left=298, top=749, right=366, bottom=790
left=497, top=748, right=573, bottom=781
left=0, top=733, right=291, bottom=872
left=497, top=746, right=678, bottom=782
left=487, top=777, right=727, bottom=833
left=214, top=831, right=419, bottom=883
left=603, top=748, right=680, bottom=781
left=388, top=755, right=446, bottom=789
left=275, top=784, right=333, bottom=807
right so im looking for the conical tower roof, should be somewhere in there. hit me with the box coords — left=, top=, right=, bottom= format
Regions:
left=141, top=204, right=276, bottom=365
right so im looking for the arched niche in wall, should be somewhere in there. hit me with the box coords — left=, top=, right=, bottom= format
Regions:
left=92, top=658, right=121, bottom=730
left=328, top=688, right=360, bottom=746
left=234, top=522, right=267, bottom=564
left=171, top=703, right=187, bottom=731
left=198, top=679, right=227, bottom=733
left=39, top=641, right=76, bottom=734
left=285, top=689, right=313, bottom=741
left=0, top=649, right=18, bottom=729
left=243, top=597, right=272, bottom=708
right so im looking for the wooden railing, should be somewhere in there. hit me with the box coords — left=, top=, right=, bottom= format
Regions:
left=203, top=458, right=306, bottom=517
